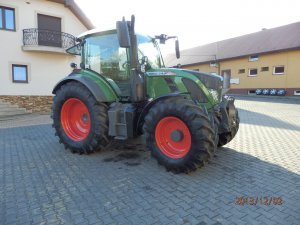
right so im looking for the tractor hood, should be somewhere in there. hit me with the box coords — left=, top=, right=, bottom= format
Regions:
left=182, top=70, right=223, bottom=91
left=145, top=68, right=224, bottom=107
left=179, top=69, right=223, bottom=102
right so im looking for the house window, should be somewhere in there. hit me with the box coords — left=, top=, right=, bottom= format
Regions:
left=209, top=62, right=218, bottom=67
left=12, top=64, right=28, bottom=83
left=261, top=67, right=269, bottom=72
left=249, top=68, right=258, bottom=76
left=249, top=55, right=259, bottom=62
left=0, top=6, right=16, bottom=31
left=273, top=66, right=285, bottom=75
left=238, top=69, right=245, bottom=74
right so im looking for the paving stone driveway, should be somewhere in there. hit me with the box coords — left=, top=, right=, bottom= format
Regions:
left=0, top=97, right=299, bottom=225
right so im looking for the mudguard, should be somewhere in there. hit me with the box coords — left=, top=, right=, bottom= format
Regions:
left=136, top=92, right=187, bottom=134
left=52, top=72, right=118, bottom=102
left=218, top=96, right=236, bottom=133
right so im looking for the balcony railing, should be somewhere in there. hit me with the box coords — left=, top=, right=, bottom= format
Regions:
left=23, top=28, right=76, bottom=50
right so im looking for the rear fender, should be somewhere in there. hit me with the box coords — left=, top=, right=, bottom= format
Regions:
left=52, top=73, right=118, bottom=102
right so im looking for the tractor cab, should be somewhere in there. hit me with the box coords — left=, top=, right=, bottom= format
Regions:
left=67, top=28, right=164, bottom=100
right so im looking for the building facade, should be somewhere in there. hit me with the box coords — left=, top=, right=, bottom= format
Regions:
left=0, top=0, right=93, bottom=111
left=166, top=22, right=300, bottom=96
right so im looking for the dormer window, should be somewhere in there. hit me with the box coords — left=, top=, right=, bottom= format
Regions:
left=249, top=55, right=259, bottom=62
left=209, top=61, right=218, bottom=67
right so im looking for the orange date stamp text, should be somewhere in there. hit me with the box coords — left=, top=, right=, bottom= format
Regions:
left=235, top=196, right=283, bottom=205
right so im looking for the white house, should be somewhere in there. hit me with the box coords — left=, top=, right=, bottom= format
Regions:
left=0, top=0, right=94, bottom=111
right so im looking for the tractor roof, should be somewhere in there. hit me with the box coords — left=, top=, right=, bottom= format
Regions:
left=78, top=29, right=153, bottom=43
left=78, top=28, right=116, bottom=39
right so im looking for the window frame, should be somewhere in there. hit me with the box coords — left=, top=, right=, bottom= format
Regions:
left=238, top=69, right=245, bottom=74
left=248, top=68, right=258, bottom=77
left=249, top=55, right=259, bottom=62
left=12, top=64, right=28, bottom=83
left=209, top=61, right=218, bottom=67
left=261, top=66, right=269, bottom=72
left=0, top=6, right=16, bottom=31
left=273, top=66, right=285, bottom=75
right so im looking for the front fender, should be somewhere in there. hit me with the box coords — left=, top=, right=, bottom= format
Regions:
left=52, top=72, right=118, bottom=103
left=218, top=96, right=236, bottom=133
left=136, top=92, right=187, bottom=135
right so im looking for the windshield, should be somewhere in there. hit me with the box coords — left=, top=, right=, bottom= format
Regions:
left=137, top=34, right=164, bottom=69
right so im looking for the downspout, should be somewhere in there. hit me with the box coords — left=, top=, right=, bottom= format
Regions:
left=215, top=42, right=220, bottom=75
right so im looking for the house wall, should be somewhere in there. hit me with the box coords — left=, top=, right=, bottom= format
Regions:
left=183, top=50, right=300, bottom=96
left=0, top=0, right=88, bottom=97
left=184, top=64, right=218, bottom=74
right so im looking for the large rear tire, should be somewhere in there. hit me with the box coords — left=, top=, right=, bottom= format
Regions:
left=143, top=99, right=215, bottom=173
left=52, top=82, right=110, bottom=154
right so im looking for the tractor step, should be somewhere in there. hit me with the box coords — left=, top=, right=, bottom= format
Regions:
left=114, top=136, right=128, bottom=140
left=108, top=103, right=135, bottom=140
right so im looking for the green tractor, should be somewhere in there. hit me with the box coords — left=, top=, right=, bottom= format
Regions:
left=52, top=15, right=239, bottom=173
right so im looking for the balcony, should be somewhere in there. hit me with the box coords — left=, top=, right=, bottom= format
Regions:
left=22, top=28, right=76, bottom=54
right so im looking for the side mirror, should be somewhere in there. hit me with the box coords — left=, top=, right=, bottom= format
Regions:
left=175, top=39, right=180, bottom=59
left=70, top=62, right=77, bottom=69
left=75, top=38, right=82, bottom=43
left=116, top=17, right=131, bottom=48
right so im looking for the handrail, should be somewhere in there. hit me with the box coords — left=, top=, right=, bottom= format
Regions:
left=23, top=28, right=76, bottom=49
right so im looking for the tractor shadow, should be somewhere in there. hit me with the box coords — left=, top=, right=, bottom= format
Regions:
left=101, top=136, right=149, bottom=167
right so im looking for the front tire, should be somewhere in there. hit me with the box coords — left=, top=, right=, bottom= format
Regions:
left=52, top=82, right=110, bottom=154
left=143, top=99, right=215, bottom=173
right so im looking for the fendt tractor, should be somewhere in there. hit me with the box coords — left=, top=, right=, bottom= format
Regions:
left=52, top=15, right=239, bottom=173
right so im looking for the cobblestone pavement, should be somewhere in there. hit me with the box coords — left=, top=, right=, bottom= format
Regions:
left=0, top=97, right=299, bottom=225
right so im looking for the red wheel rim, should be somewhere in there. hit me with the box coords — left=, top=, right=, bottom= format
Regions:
left=155, top=116, right=191, bottom=159
left=61, top=98, right=91, bottom=141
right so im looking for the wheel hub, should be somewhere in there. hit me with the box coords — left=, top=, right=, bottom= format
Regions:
left=171, top=130, right=183, bottom=142
left=82, top=114, right=89, bottom=124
